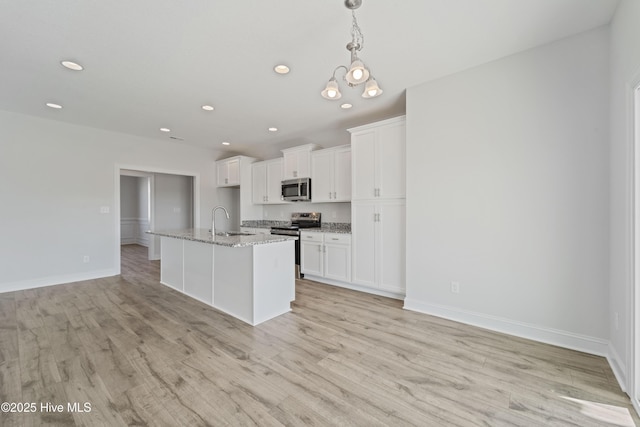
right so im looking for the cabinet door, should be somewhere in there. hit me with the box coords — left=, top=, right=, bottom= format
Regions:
left=333, top=147, right=351, bottom=202
left=351, top=202, right=376, bottom=287
left=266, top=158, right=284, bottom=204
left=301, top=241, right=323, bottom=276
left=311, top=150, right=333, bottom=203
left=377, top=200, right=406, bottom=293
left=217, top=161, right=228, bottom=187
left=351, top=130, right=377, bottom=200
left=252, top=162, right=267, bottom=204
left=283, top=151, right=299, bottom=180
left=377, top=123, right=405, bottom=199
left=296, top=151, right=311, bottom=179
left=325, top=242, right=350, bottom=282
left=227, top=158, right=240, bottom=186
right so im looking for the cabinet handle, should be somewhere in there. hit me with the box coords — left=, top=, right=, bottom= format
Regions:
left=293, top=171, right=298, bottom=177
left=331, top=238, right=339, bottom=241
left=329, top=192, right=332, bottom=199
left=225, top=178, right=228, bottom=184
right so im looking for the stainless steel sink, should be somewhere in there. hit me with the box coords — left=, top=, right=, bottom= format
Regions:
left=215, top=231, right=255, bottom=237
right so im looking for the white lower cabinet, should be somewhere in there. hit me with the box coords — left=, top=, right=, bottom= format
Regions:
left=301, top=232, right=351, bottom=283
left=352, top=200, right=405, bottom=294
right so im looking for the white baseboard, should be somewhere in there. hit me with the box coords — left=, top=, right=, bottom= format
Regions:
left=0, top=269, right=118, bottom=294
left=403, top=298, right=610, bottom=357
left=302, top=274, right=405, bottom=300
left=607, top=342, right=628, bottom=393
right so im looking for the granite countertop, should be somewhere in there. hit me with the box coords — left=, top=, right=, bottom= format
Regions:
left=241, top=220, right=351, bottom=234
left=300, top=227, right=351, bottom=234
left=147, top=229, right=296, bottom=247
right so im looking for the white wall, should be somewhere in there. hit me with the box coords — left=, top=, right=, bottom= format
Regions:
left=120, top=176, right=140, bottom=219
left=609, top=0, right=640, bottom=391
left=154, top=173, right=193, bottom=230
left=405, top=27, right=610, bottom=355
left=0, top=110, right=221, bottom=292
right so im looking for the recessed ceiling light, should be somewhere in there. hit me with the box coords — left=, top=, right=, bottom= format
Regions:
left=222, top=141, right=230, bottom=146
left=202, top=105, right=214, bottom=111
left=274, top=64, right=290, bottom=74
left=341, top=103, right=353, bottom=109
left=46, top=102, right=63, bottom=109
left=268, top=127, right=278, bottom=132
left=160, top=128, right=171, bottom=132
left=61, top=60, right=83, bottom=71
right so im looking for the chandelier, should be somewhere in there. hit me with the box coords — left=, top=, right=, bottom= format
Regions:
left=321, top=0, right=383, bottom=100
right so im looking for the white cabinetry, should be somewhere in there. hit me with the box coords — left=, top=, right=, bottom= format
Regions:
left=216, top=157, right=240, bottom=187
left=351, top=200, right=405, bottom=294
left=252, top=158, right=284, bottom=204
left=350, top=117, right=406, bottom=200
left=301, top=232, right=351, bottom=283
left=349, top=116, right=406, bottom=296
left=281, top=144, right=319, bottom=179
left=311, top=145, right=351, bottom=203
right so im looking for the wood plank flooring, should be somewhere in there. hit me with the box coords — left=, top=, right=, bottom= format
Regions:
left=0, top=243, right=637, bottom=426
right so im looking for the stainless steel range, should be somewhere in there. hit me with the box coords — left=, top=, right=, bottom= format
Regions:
left=270, top=212, right=321, bottom=277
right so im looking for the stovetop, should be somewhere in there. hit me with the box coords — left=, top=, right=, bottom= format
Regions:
left=271, top=212, right=321, bottom=232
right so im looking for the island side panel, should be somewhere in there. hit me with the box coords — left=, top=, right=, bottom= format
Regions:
left=213, top=245, right=254, bottom=325
left=252, top=240, right=295, bottom=325
left=160, top=236, right=183, bottom=291
left=183, top=240, right=214, bottom=305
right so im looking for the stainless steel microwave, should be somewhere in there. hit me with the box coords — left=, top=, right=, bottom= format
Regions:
left=282, top=178, right=311, bottom=202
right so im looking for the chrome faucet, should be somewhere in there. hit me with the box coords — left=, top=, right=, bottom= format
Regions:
left=211, top=206, right=230, bottom=235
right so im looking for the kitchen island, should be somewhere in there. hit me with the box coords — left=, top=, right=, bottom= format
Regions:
left=147, top=229, right=296, bottom=326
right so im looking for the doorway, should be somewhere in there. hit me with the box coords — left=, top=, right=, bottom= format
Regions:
left=115, top=165, right=199, bottom=273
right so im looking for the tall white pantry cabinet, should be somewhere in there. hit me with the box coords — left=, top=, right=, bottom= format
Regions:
left=349, top=116, right=406, bottom=296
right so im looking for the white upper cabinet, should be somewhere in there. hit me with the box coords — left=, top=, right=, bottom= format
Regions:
left=349, top=116, right=406, bottom=200
left=311, top=145, right=351, bottom=203
left=216, top=157, right=240, bottom=187
left=252, top=158, right=284, bottom=204
left=281, top=144, right=319, bottom=180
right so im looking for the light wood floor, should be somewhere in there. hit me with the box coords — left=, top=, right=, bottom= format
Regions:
left=0, top=244, right=638, bottom=426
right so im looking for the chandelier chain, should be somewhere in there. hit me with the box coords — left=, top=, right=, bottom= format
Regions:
left=351, top=10, right=364, bottom=50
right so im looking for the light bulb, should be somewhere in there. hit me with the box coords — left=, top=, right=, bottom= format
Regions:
left=353, top=69, right=363, bottom=80
left=328, top=90, right=337, bottom=98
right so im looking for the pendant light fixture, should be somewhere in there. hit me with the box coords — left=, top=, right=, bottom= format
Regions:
left=321, top=0, right=383, bottom=100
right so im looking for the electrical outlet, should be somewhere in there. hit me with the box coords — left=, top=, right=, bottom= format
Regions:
left=83, top=255, right=90, bottom=263
left=450, top=281, right=460, bottom=294
left=100, top=206, right=110, bottom=214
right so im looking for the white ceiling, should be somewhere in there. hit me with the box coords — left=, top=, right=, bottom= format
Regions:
left=0, top=0, right=619, bottom=157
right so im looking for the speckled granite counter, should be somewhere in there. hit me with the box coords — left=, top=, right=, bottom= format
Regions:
left=300, top=227, right=351, bottom=234
left=240, top=221, right=351, bottom=233
left=148, top=228, right=296, bottom=247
